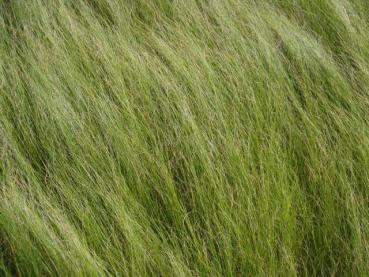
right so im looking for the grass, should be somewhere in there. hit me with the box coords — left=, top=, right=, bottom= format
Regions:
left=1, top=0, right=369, bottom=276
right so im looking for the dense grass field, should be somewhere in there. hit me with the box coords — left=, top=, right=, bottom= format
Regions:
left=1, top=0, right=369, bottom=276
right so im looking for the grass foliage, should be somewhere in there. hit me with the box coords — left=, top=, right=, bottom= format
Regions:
left=1, top=0, right=369, bottom=276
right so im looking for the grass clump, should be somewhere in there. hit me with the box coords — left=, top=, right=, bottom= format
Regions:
left=1, top=0, right=369, bottom=276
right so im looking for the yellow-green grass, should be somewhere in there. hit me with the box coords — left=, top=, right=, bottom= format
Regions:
left=1, top=0, right=369, bottom=276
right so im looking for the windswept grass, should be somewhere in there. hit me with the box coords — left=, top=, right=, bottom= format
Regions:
left=1, top=0, right=369, bottom=276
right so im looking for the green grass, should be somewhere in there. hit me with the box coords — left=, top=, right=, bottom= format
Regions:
left=1, top=0, right=369, bottom=276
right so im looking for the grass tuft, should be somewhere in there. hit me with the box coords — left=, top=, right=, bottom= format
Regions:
left=1, top=0, right=369, bottom=276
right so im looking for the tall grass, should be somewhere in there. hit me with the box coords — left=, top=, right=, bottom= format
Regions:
left=1, top=0, right=369, bottom=276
